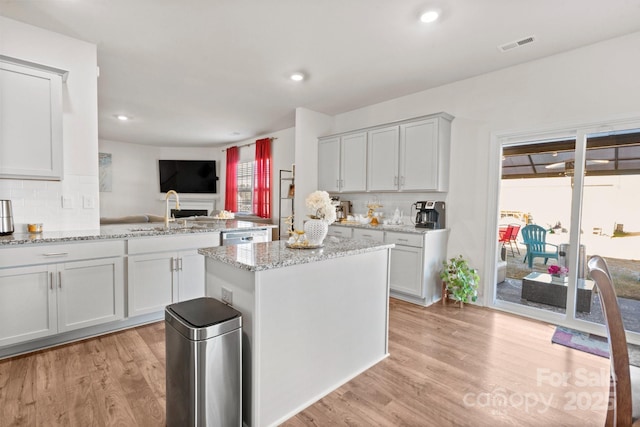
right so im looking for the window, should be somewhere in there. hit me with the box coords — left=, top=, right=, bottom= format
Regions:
left=237, top=161, right=253, bottom=213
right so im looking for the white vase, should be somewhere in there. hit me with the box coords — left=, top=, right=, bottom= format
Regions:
left=304, top=219, right=328, bottom=246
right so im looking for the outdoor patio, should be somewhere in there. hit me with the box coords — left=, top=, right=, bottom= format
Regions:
left=496, top=236, right=640, bottom=334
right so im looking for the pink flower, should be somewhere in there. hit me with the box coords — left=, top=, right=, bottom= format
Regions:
left=548, top=265, right=569, bottom=275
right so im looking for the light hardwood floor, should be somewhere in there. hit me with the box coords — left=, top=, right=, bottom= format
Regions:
left=0, top=299, right=609, bottom=426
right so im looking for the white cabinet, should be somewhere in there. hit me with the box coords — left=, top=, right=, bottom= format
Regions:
left=400, top=118, right=449, bottom=191
left=127, top=233, right=217, bottom=316
left=318, top=137, right=341, bottom=192
left=128, top=249, right=205, bottom=316
left=318, top=132, right=367, bottom=193
left=57, top=257, right=124, bottom=332
left=321, top=113, right=453, bottom=193
left=385, top=230, right=449, bottom=305
left=0, top=265, right=56, bottom=347
left=327, top=226, right=353, bottom=238
left=0, top=56, right=66, bottom=180
left=0, top=247, right=124, bottom=347
left=352, top=228, right=384, bottom=242
left=367, top=126, right=399, bottom=191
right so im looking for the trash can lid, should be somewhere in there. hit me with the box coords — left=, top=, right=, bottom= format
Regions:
left=168, top=297, right=241, bottom=328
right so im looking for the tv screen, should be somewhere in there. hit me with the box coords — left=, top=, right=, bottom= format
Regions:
left=159, top=160, right=218, bottom=193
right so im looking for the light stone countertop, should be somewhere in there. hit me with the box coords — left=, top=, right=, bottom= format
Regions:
left=198, top=238, right=394, bottom=272
left=330, top=221, right=446, bottom=234
left=0, top=220, right=276, bottom=246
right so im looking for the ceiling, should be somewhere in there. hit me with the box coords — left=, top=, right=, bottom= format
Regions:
left=2, top=1, right=640, bottom=147
left=502, top=132, right=640, bottom=179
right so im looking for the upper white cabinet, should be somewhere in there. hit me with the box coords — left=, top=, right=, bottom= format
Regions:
left=0, top=56, right=67, bottom=180
left=400, top=117, right=449, bottom=191
left=318, top=132, right=367, bottom=193
left=319, top=112, right=453, bottom=193
left=367, top=126, right=399, bottom=191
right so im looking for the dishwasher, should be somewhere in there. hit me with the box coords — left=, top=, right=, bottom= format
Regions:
left=221, top=229, right=269, bottom=245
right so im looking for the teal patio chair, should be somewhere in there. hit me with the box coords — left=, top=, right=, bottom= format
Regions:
left=521, top=224, right=559, bottom=268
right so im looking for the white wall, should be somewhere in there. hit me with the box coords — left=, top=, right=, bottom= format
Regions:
left=218, top=127, right=295, bottom=231
left=98, top=139, right=221, bottom=218
left=327, top=31, right=640, bottom=303
left=293, top=108, right=333, bottom=229
left=0, top=17, right=99, bottom=231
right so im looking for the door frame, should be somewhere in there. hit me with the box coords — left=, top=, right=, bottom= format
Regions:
left=485, top=114, right=640, bottom=344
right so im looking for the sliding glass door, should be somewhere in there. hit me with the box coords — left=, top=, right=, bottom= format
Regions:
left=493, top=123, right=640, bottom=340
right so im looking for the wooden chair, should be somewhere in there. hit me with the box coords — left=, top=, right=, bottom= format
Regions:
left=521, top=224, right=558, bottom=268
left=587, top=255, right=640, bottom=426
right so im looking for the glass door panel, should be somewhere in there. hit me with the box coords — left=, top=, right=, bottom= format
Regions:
left=497, top=138, right=576, bottom=314
left=577, top=130, right=640, bottom=334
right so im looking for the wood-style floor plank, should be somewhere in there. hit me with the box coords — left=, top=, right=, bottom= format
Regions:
left=0, top=299, right=610, bottom=426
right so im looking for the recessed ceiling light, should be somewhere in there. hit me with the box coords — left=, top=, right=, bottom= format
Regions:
left=290, top=73, right=304, bottom=82
left=420, top=10, right=439, bottom=23
left=116, top=114, right=130, bottom=121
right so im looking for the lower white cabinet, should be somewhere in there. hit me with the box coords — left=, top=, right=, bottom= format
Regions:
left=0, top=256, right=124, bottom=347
left=127, top=233, right=218, bottom=316
left=389, top=245, right=424, bottom=297
left=327, top=226, right=449, bottom=306
left=127, top=248, right=206, bottom=317
left=57, top=258, right=124, bottom=332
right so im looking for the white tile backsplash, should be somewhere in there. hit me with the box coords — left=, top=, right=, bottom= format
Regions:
left=1, top=174, right=99, bottom=232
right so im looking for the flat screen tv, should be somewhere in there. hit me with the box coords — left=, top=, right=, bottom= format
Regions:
left=159, top=160, right=218, bottom=193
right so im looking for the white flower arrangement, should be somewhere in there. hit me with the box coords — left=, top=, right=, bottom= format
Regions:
left=305, top=190, right=337, bottom=224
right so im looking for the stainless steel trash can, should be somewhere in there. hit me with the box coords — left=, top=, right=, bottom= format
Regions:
left=165, top=297, right=242, bottom=427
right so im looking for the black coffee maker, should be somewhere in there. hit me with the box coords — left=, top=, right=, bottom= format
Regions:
left=414, top=201, right=445, bottom=229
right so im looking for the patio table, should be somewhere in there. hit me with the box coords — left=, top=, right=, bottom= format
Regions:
left=521, top=272, right=594, bottom=312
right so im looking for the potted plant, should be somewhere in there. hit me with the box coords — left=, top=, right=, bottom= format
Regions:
left=440, top=255, right=480, bottom=307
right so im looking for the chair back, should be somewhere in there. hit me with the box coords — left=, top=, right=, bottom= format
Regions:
left=588, top=255, right=632, bottom=427
left=499, top=225, right=514, bottom=244
left=521, top=224, right=548, bottom=252
left=509, top=224, right=521, bottom=242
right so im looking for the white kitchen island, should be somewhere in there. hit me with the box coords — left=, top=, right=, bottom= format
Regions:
left=199, top=239, right=393, bottom=427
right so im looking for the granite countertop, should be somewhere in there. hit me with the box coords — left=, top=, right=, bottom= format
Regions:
left=0, top=220, right=276, bottom=246
left=330, top=221, right=447, bottom=234
left=198, top=238, right=394, bottom=272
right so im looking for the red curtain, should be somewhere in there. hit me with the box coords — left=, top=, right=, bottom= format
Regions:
left=225, top=146, right=239, bottom=212
left=253, top=138, right=271, bottom=218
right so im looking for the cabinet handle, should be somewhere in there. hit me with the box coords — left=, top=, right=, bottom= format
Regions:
left=49, top=272, right=54, bottom=290
left=42, top=252, right=69, bottom=257
left=178, top=258, right=183, bottom=271
left=58, top=271, right=62, bottom=288
left=398, top=238, right=409, bottom=242
left=336, top=179, right=340, bottom=188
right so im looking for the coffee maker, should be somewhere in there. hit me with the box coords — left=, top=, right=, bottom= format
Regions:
left=414, top=201, right=445, bottom=229
left=335, top=201, right=351, bottom=221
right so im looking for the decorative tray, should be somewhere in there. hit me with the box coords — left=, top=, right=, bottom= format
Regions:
left=285, top=242, right=324, bottom=249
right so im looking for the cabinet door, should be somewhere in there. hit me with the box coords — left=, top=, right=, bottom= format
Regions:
left=389, top=245, right=424, bottom=297
left=318, top=137, right=341, bottom=192
left=327, top=226, right=353, bottom=238
left=128, top=253, right=175, bottom=317
left=340, top=132, right=367, bottom=192
left=176, top=250, right=205, bottom=302
left=0, top=61, right=63, bottom=180
left=352, top=228, right=385, bottom=242
left=400, top=119, right=439, bottom=191
left=57, top=257, right=125, bottom=332
left=367, top=126, right=399, bottom=191
left=0, top=265, right=57, bottom=347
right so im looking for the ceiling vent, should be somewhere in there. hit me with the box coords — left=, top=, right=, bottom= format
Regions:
left=498, top=35, right=536, bottom=52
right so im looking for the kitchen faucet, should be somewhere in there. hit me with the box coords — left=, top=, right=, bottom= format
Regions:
left=164, top=190, right=181, bottom=228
